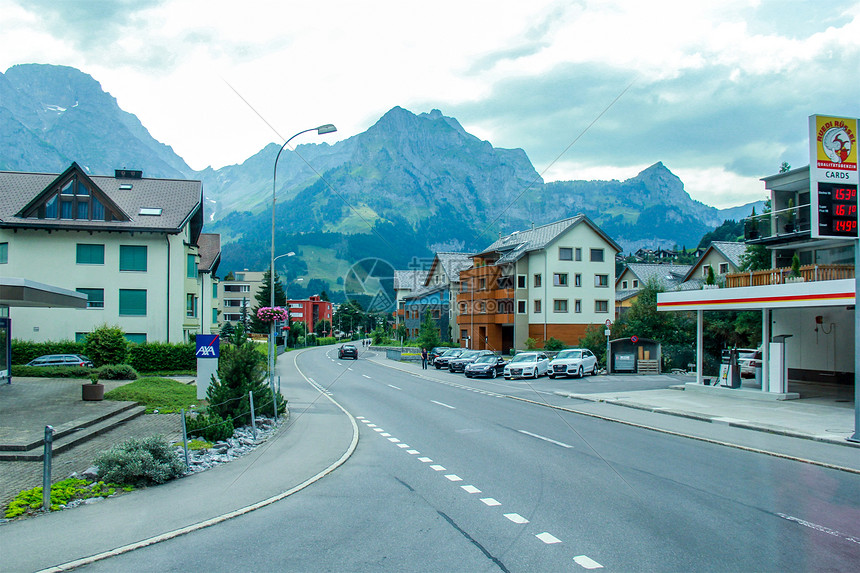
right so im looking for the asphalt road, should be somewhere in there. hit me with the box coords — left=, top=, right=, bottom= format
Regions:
left=81, top=347, right=860, bottom=572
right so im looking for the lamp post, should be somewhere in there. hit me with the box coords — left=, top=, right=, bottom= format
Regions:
left=270, top=124, right=337, bottom=392
left=273, top=252, right=295, bottom=347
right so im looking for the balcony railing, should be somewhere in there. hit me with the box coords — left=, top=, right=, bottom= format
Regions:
left=725, top=264, right=854, bottom=287
left=742, top=203, right=811, bottom=240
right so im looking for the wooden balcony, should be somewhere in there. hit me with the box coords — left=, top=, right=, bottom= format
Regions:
left=457, top=288, right=514, bottom=302
left=725, top=264, right=854, bottom=288
left=456, top=313, right=514, bottom=325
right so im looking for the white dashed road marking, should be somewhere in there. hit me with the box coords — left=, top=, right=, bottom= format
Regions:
left=387, top=384, right=402, bottom=390
left=397, top=444, right=410, bottom=448
left=388, top=438, right=400, bottom=443
left=574, top=555, right=604, bottom=569
left=406, top=450, right=420, bottom=454
left=418, top=457, right=433, bottom=462
left=367, top=424, right=377, bottom=428
left=480, top=498, right=501, bottom=507
left=518, top=430, right=573, bottom=449
left=431, top=400, right=456, bottom=409
left=504, top=513, right=529, bottom=524
left=536, top=532, right=562, bottom=544
left=430, top=465, right=446, bottom=471
left=362, top=374, right=371, bottom=379
left=381, top=433, right=391, bottom=437
left=444, top=474, right=462, bottom=482
left=461, top=485, right=481, bottom=494
left=373, top=428, right=384, bottom=432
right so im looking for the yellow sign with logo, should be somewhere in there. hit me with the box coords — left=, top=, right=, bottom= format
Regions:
left=813, top=115, right=857, bottom=171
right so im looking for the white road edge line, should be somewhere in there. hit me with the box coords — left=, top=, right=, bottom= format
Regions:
left=431, top=400, right=456, bottom=409
left=38, top=348, right=360, bottom=573
left=518, top=430, right=573, bottom=449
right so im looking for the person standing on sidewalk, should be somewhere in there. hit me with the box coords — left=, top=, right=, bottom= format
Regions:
left=421, top=348, right=428, bottom=369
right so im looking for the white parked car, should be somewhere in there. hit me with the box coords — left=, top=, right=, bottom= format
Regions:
left=549, top=348, right=598, bottom=378
left=504, top=352, right=550, bottom=379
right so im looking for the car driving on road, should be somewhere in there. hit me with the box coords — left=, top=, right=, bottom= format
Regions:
left=448, top=349, right=494, bottom=373
left=464, top=354, right=507, bottom=378
left=434, top=348, right=466, bottom=369
left=503, top=352, right=550, bottom=379
left=548, top=348, right=598, bottom=378
left=337, top=344, right=358, bottom=360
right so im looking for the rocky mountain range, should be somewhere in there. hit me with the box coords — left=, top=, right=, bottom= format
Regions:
left=0, top=64, right=761, bottom=298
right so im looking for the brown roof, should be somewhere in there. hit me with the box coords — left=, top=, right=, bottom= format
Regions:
left=0, top=164, right=202, bottom=233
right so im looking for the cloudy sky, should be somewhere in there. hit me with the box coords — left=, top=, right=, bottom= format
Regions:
left=2, top=0, right=859, bottom=208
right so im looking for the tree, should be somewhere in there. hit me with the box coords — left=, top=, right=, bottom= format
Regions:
left=208, top=340, right=286, bottom=426
left=85, top=324, right=128, bottom=366
left=249, top=268, right=286, bottom=334
left=315, top=319, right=332, bottom=337
left=416, top=310, right=440, bottom=350
left=779, top=161, right=791, bottom=173
left=223, top=271, right=235, bottom=281
left=333, top=299, right=365, bottom=335
left=319, top=290, right=330, bottom=302
left=740, top=244, right=769, bottom=271
left=220, top=322, right=235, bottom=338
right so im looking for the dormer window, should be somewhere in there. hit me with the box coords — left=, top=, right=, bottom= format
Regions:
left=17, top=164, right=128, bottom=223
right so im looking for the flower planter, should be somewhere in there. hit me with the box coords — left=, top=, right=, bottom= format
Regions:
left=82, top=383, right=105, bottom=401
left=702, top=284, right=720, bottom=290
left=785, top=276, right=805, bottom=284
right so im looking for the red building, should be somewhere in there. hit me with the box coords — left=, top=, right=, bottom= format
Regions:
left=287, top=295, right=333, bottom=335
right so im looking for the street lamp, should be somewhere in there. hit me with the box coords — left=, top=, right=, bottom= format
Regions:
left=270, top=124, right=337, bottom=392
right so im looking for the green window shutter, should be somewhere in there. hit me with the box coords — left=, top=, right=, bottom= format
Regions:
left=124, top=333, right=147, bottom=344
left=76, top=288, right=104, bottom=308
left=119, top=289, right=147, bottom=316
left=212, top=308, right=218, bottom=324
left=187, top=254, right=197, bottom=278
left=119, top=245, right=147, bottom=271
left=212, top=282, right=218, bottom=298
left=76, top=244, right=104, bottom=265
left=0, top=242, right=7, bottom=264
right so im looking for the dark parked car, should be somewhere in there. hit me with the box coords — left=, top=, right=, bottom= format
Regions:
left=338, top=344, right=358, bottom=360
left=449, top=350, right=495, bottom=373
left=434, top=348, right=466, bottom=369
left=428, top=347, right=448, bottom=365
left=464, top=354, right=507, bottom=378
left=26, top=354, right=94, bottom=368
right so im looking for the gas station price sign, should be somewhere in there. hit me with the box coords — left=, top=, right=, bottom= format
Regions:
left=817, top=182, right=859, bottom=238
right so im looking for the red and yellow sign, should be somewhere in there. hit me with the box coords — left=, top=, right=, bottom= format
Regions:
left=814, top=115, right=857, bottom=171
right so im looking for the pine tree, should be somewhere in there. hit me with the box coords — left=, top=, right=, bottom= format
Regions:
left=207, top=340, right=286, bottom=426
left=249, top=268, right=287, bottom=334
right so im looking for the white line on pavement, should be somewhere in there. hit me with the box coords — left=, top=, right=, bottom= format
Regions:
left=536, top=532, right=562, bottom=544
left=397, top=444, right=409, bottom=448
left=461, top=485, right=481, bottom=494
left=387, top=437, right=400, bottom=443
left=431, top=400, right=456, bottom=409
left=480, top=498, right=501, bottom=506
left=518, top=430, right=573, bottom=449
left=406, top=450, right=419, bottom=454
left=367, top=424, right=377, bottom=428
left=387, top=384, right=402, bottom=390
left=430, top=465, right=446, bottom=471
left=418, top=457, right=433, bottom=462
left=573, top=555, right=604, bottom=569
left=380, top=433, right=391, bottom=437
left=504, top=513, right=529, bottom=524
left=356, top=416, right=365, bottom=420
left=444, top=474, right=463, bottom=482
left=362, top=374, right=371, bottom=379
left=373, top=428, right=384, bottom=432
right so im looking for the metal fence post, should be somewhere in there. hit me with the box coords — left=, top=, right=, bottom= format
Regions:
left=42, top=425, right=53, bottom=511
left=271, top=384, right=278, bottom=424
left=249, top=391, right=257, bottom=440
left=180, top=409, right=190, bottom=469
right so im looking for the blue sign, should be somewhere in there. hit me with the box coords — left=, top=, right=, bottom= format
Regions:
left=195, top=334, right=220, bottom=358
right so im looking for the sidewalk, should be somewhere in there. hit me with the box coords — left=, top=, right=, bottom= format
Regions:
left=0, top=348, right=357, bottom=572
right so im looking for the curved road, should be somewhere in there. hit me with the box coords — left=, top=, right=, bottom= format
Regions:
left=81, top=346, right=860, bottom=572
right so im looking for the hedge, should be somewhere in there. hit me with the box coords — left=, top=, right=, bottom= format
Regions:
left=126, top=342, right=196, bottom=372
left=12, top=340, right=86, bottom=365
left=316, top=337, right=337, bottom=346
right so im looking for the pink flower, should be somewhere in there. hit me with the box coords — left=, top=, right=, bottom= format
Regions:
left=257, top=306, right=289, bottom=322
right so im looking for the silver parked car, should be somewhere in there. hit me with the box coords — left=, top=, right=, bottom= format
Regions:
left=549, top=348, right=598, bottom=378
left=503, top=352, right=550, bottom=379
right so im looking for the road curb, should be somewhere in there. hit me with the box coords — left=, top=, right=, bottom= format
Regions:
left=37, top=348, right=360, bottom=573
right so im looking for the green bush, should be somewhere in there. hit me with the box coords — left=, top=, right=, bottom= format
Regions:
left=316, top=337, right=336, bottom=346
left=127, top=342, right=196, bottom=372
left=85, top=325, right=128, bottom=367
left=98, top=364, right=139, bottom=380
left=94, top=435, right=186, bottom=486
left=4, top=478, right=125, bottom=518
left=185, top=412, right=234, bottom=442
left=544, top=337, right=566, bottom=351
left=11, top=340, right=86, bottom=365
left=11, top=365, right=93, bottom=378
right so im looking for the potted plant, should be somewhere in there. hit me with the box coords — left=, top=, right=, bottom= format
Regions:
left=786, top=252, right=804, bottom=283
left=703, top=265, right=719, bottom=289
left=82, top=371, right=104, bottom=401
left=784, top=198, right=796, bottom=233
left=745, top=207, right=760, bottom=239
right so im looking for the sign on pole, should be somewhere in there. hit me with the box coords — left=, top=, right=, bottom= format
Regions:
left=195, top=334, right=220, bottom=358
left=809, top=115, right=859, bottom=239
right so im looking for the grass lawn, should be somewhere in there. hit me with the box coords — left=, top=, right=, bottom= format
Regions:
left=104, top=377, right=204, bottom=413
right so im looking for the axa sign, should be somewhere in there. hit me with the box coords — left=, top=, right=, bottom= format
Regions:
left=195, top=334, right=220, bottom=358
